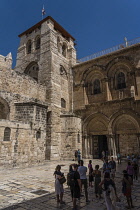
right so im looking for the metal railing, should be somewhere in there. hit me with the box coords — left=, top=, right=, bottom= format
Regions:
left=77, top=37, right=140, bottom=63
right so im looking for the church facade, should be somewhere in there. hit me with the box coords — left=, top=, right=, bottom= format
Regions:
left=0, top=16, right=140, bottom=166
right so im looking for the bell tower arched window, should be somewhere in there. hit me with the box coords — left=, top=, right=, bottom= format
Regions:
left=35, top=36, right=40, bottom=50
left=117, top=72, right=126, bottom=89
left=26, top=40, right=32, bottom=54
left=94, top=79, right=101, bottom=94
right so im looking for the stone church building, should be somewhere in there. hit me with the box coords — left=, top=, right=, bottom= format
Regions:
left=0, top=16, right=140, bottom=166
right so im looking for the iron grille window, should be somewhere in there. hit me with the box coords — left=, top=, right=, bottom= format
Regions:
left=3, top=127, right=11, bottom=141
left=117, top=72, right=126, bottom=89
left=94, top=79, right=101, bottom=94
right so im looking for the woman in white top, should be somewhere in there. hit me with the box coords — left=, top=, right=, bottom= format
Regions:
left=54, top=165, right=65, bottom=204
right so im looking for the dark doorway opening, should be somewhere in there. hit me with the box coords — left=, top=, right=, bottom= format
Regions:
left=92, top=135, right=108, bottom=159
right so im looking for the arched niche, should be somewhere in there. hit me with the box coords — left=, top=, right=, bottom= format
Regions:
left=111, top=113, right=140, bottom=155
left=112, top=114, right=139, bottom=134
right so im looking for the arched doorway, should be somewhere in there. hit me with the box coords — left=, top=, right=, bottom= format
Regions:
left=92, top=135, right=108, bottom=158
left=83, top=114, right=109, bottom=159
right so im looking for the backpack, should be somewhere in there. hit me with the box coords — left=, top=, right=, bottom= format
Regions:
left=67, top=171, right=76, bottom=187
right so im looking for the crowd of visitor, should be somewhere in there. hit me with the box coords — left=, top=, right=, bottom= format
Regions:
left=53, top=151, right=139, bottom=210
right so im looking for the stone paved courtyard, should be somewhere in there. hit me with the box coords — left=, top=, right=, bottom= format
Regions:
left=0, top=159, right=140, bottom=210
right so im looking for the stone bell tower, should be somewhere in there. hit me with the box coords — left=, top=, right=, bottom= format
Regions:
left=15, top=16, right=81, bottom=160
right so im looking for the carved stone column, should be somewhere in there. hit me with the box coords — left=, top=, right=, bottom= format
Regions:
left=87, top=135, right=90, bottom=158
left=104, top=77, right=112, bottom=101
left=88, top=135, right=93, bottom=158
left=107, top=134, right=117, bottom=158
left=106, top=135, right=112, bottom=156
left=90, top=137, right=93, bottom=156
left=84, top=134, right=88, bottom=158
left=111, top=134, right=117, bottom=158
left=137, top=134, right=140, bottom=154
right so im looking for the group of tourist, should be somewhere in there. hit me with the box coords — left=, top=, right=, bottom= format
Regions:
left=53, top=153, right=139, bottom=210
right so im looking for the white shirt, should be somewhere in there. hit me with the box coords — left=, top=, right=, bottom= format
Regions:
left=78, top=166, right=87, bottom=179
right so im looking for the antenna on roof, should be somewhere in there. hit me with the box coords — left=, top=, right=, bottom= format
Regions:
left=42, top=5, right=46, bottom=20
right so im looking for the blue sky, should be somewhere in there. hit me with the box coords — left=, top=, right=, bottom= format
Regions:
left=0, top=0, right=139, bottom=68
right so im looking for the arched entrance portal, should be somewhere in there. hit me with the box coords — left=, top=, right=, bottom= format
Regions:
left=111, top=113, right=140, bottom=156
left=83, top=114, right=109, bottom=159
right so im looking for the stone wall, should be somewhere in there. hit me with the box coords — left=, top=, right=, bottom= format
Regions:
left=0, top=67, right=48, bottom=166
left=60, top=114, right=82, bottom=159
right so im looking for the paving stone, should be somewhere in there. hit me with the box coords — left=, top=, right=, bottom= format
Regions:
left=0, top=159, right=140, bottom=210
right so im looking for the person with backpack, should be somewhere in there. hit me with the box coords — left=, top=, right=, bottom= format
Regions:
left=99, top=172, right=118, bottom=210
left=109, top=157, right=116, bottom=179
left=122, top=170, right=133, bottom=209
left=67, top=164, right=81, bottom=210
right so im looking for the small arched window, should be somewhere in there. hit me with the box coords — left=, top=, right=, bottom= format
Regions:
left=35, top=36, right=40, bottom=50
left=62, top=44, right=67, bottom=57
left=94, top=79, right=101, bottom=94
left=26, top=40, right=32, bottom=54
left=77, top=132, right=80, bottom=143
left=61, top=98, right=66, bottom=108
left=117, top=72, right=126, bottom=89
left=36, top=130, right=41, bottom=139
left=4, top=127, right=11, bottom=141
